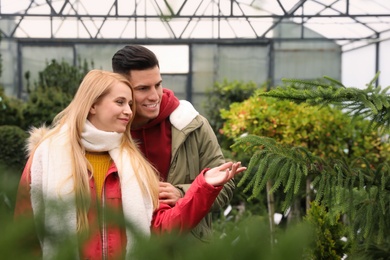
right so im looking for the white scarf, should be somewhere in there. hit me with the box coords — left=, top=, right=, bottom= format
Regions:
left=30, top=121, right=153, bottom=259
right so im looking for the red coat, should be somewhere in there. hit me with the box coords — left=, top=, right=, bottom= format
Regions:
left=14, top=160, right=222, bottom=259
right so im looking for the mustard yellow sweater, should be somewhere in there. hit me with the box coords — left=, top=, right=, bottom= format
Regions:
left=85, top=152, right=112, bottom=199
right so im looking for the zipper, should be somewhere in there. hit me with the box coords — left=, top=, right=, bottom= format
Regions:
left=101, top=184, right=107, bottom=260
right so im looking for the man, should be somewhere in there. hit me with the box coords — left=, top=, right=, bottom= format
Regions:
left=112, top=45, right=235, bottom=242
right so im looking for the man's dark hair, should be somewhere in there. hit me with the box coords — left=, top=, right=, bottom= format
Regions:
left=112, top=45, right=160, bottom=74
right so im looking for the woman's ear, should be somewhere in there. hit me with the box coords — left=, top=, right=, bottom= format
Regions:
left=89, top=104, right=97, bottom=115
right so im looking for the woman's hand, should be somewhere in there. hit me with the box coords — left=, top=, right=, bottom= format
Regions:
left=204, top=162, right=246, bottom=186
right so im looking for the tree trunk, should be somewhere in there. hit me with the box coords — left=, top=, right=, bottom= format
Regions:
left=306, top=177, right=311, bottom=213
left=266, top=180, right=275, bottom=246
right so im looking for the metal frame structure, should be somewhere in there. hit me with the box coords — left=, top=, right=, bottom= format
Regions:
left=0, top=0, right=389, bottom=49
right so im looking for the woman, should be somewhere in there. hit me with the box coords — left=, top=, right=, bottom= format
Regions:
left=14, top=70, right=246, bottom=259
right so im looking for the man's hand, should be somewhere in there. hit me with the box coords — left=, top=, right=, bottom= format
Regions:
left=204, top=162, right=246, bottom=186
left=159, top=182, right=182, bottom=206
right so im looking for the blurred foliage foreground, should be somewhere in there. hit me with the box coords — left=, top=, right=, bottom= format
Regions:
left=1, top=201, right=317, bottom=260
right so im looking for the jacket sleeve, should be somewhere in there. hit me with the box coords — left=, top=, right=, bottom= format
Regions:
left=14, top=157, right=34, bottom=219
left=177, top=116, right=235, bottom=212
left=13, top=157, right=42, bottom=256
left=151, top=169, right=223, bottom=234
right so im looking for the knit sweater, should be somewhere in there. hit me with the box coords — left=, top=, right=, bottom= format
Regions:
left=85, top=151, right=111, bottom=199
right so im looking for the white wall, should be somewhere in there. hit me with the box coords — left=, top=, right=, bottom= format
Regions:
left=379, top=37, right=390, bottom=88
left=342, top=36, right=390, bottom=89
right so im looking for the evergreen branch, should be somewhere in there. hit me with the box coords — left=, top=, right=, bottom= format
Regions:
left=293, top=164, right=304, bottom=194
left=311, top=174, right=321, bottom=188
left=314, top=173, right=326, bottom=202
left=378, top=216, right=386, bottom=243
left=256, top=155, right=286, bottom=196
left=330, top=173, right=338, bottom=202
left=342, top=175, right=350, bottom=201
left=234, top=134, right=277, bottom=152
left=378, top=163, right=390, bottom=191
left=281, top=78, right=341, bottom=89
left=270, top=162, right=291, bottom=193
left=367, top=71, right=380, bottom=88
left=359, top=170, right=366, bottom=190
left=291, top=146, right=318, bottom=164
left=242, top=175, right=256, bottom=195
left=233, top=133, right=390, bottom=245
left=234, top=135, right=321, bottom=205
left=335, top=165, right=345, bottom=202
left=284, top=162, right=296, bottom=193
left=291, top=162, right=308, bottom=196
left=237, top=150, right=264, bottom=189
left=252, top=152, right=272, bottom=197
left=260, top=74, right=390, bottom=132
left=323, top=75, right=346, bottom=88
left=364, top=188, right=377, bottom=239
left=282, top=187, right=294, bottom=212
left=322, top=173, right=333, bottom=206
left=371, top=93, right=384, bottom=112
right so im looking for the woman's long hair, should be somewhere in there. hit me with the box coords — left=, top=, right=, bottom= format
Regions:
left=34, top=70, right=160, bottom=232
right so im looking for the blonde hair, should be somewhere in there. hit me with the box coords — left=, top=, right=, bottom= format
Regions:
left=32, top=70, right=159, bottom=232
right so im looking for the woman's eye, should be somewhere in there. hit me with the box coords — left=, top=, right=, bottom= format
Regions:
left=116, top=100, right=124, bottom=105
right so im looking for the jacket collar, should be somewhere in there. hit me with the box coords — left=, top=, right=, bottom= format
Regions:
left=170, top=100, right=199, bottom=131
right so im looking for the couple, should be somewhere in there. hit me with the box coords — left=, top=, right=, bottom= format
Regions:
left=14, top=45, right=246, bottom=259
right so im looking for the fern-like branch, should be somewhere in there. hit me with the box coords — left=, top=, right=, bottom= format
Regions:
left=233, top=134, right=390, bottom=239
left=258, top=73, right=390, bottom=132
left=233, top=135, right=322, bottom=210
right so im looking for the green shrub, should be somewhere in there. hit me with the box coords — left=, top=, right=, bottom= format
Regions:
left=29, top=58, right=92, bottom=97
left=0, top=162, right=22, bottom=217
left=0, top=87, right=24, bottom=126
left=0, top=125, right=28, bottom=167
left=203, top=79, right=258, bottom=150
left=305, top=202, right=349, bottom=259
left=21, top=58, right=93, bottom=130
left=221, top=88, right=390, bottom=164
left=21, top=86, right=73, bottom=129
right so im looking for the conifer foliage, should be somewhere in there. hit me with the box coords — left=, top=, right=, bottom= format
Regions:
left=234, top=135, right=316, bottom=212
left=262, top=73, right=390, bottom=133
left=235, top=74, right=390, bottom=258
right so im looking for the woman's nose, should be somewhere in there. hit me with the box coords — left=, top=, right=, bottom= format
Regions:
left=124, top=104, right=133, bottom=116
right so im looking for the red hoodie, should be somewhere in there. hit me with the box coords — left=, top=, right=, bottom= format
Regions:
left=131, top=89, right=180, bottom=181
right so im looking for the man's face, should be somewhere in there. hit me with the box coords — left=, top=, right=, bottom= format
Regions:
left=128, top=66, right=163, bottom=128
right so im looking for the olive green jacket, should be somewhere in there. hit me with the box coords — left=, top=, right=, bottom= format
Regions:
left=168, top=100, right=235, bottom=242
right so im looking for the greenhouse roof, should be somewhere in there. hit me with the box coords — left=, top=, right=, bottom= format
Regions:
left=1, top=0, right=390, bottom=51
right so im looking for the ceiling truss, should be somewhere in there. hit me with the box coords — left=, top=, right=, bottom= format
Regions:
left=0, top=0, right=389, bottom=48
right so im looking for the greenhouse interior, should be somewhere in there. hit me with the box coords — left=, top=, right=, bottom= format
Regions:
left=1, top=0, right=389, bottom=111
left=1, top=0, right=390, bottom=259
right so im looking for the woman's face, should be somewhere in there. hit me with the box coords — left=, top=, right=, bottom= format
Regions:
left=88, top=81, right=133, bottom=133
